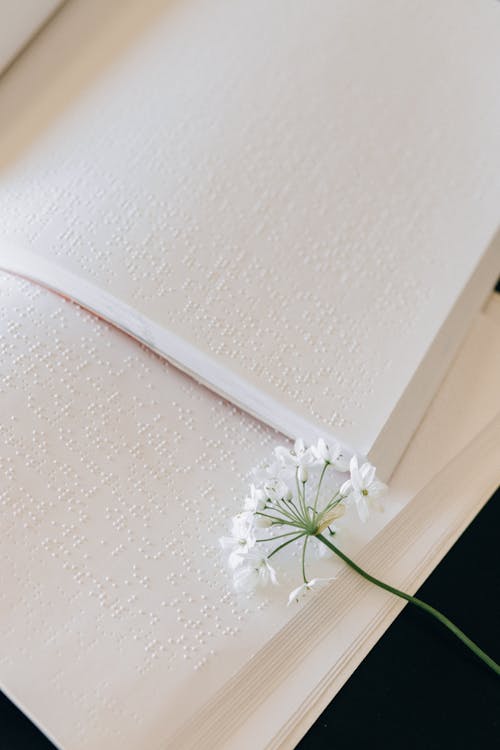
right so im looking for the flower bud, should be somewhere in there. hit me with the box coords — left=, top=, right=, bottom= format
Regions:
left=316, top=504, right=345, bottom=533
left=298, top=465, right=308, bottom=483
left=254, top=514, right=272, bottom=529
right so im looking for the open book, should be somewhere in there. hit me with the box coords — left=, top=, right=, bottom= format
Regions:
left=0, top=1, right=499, bottom=748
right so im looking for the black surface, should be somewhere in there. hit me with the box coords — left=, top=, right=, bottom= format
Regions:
left=1, top=487, right=499, bottom=749
left=297, top=486, right=500, bottom=750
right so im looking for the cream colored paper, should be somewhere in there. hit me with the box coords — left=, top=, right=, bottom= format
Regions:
left=1, top=0, right=499, bottom=476
left=1, top=272, right=499, bottom=750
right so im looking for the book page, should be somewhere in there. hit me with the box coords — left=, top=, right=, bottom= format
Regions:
left=0, top=272, right=294, bottom=749
left=0, top=0, right=499, bottom=476
left=1, top=272, right=499, bottom=750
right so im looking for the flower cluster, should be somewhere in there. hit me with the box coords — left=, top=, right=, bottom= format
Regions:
left=219, top=438, right=386, bottom=603
left=219, top=439, right=500, bottom=675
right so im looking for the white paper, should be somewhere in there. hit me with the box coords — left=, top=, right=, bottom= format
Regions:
left=1, top=0, right=499, bottom=476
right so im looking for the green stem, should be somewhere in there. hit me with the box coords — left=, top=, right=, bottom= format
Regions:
left=316, top=533, right=500, bottom=676
left=301, top=536, right=309, bottom=584
left=313, top=462, right=328, bottom=515
left=274, top=498, right=304, bottom=525
left=325, top=489, right=342, bottom=509
left=267, top=533, right=305, bottom=559
left=301, top=480, right=308, bottom=521
left=256, top=530, right=303, bottom=543
left=296, top=468, right=309, bottom=521
left=254, top=511, right=300, bottom=528
left=295, top=469, right=303, bottom=512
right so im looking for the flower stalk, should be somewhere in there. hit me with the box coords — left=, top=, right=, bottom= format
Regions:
left=219, top=437, right=499, bottom=676
left=316, top=533, right=500, bottom=676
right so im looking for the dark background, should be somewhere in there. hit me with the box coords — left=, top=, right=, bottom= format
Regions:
left=1, top=485, right=499, bottom=750
left=298, top=485, right=500, bottom=750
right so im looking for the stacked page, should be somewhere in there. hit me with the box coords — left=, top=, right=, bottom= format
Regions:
left=1, top=0, right=500, bottom=476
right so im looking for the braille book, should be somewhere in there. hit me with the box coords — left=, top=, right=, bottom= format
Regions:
left=0, top=1, right=499, bottom=749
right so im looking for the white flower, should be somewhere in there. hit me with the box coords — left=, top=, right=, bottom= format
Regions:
left=263, top=477, right=292, bottom=503
left=253, top=514, right=272, bottom=529
left=243, top=484, right=267, bottom=512
left=232, top=550, right=278, bottom=593
left=219, top=535, right=255, bottom=569
left=231, top=511, right=255, bottom=538
left=340, top=456, right=386, bottom=523
left=311, top=438, right=350, bottom=472
left=219, top=512, right=256, bottom=568
left=251, top=458, right=284, bottom=483
left=287, top=577, right=335, bottom=605
left=275, top=438, right=313, bottom=469
left=264, top=459, right=286, bottom=477
left=297, top=465, right=308, bottom=483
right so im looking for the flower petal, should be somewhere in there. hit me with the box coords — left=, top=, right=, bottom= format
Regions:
left=287, top=583, right=308, bottom=605
left=294, top=438, right=306, bottom=455
left=340, top=479, right=353, bottom=497
left=275, top=445, right=291, bottom=464
left=349, top=456, right=363, bottom=492
left=233, top=565, right=259, bottom=593
left=228, top=549, right=247, bottom=569
left=331, top=449, right=350, bottom=473
left=356, top=496, right=370, bottom=523
left=266, top=560, right=278, bottom=586
left=360, top=462, right=376, bottom=486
